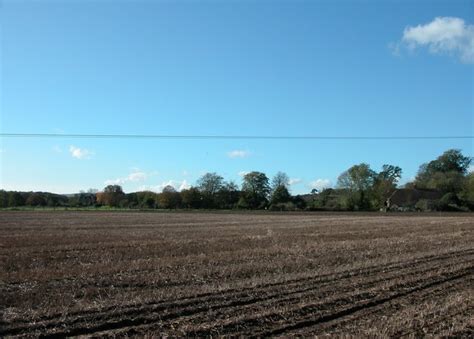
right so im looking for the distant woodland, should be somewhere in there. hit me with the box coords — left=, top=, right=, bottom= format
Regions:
left=2, top=149, right=473, bottom=212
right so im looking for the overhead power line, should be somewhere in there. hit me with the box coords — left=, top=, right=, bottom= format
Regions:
left=0, top=133, right=473, bottom=140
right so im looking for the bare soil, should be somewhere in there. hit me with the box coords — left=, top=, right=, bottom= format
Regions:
left=0, top=211, right=473, bottom=337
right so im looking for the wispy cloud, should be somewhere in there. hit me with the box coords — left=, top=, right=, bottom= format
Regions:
left=309, top=179, right=332, bottom=191
left=392, top=17, right=474, bottom=63
left=228, top=150, right=250, bottom=158
left=289, top=178, right=302, bottom=186
left=105, top=170, right=148, bottom=185
left=69, top=145, right=93, bottom=159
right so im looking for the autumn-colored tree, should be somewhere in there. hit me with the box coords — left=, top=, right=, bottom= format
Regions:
left=158, top=185, right=181, bottom=209
left=25, top=193, right=47, bottom=207
left=96, top=185, right=125, bottom=207
left=181, top=187, right=202, bottom=209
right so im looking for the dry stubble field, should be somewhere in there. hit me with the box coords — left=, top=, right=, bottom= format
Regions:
left=0, top=211, right=473, bottom=337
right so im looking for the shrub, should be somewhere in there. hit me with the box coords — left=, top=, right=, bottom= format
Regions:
left=269, top=202, right=296, bottom=211
left=415, top=199, right=436, bottom=212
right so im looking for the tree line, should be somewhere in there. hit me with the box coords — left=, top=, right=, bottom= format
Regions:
left=1, top=149, right=473, bottom=211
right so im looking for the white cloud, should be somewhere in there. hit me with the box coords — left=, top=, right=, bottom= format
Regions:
left=309, top=179, right=332, bottom=191
left=179, top=180, right=191, bottom=191
left=468, top=165, right=474, bottom=173
left=396, top=17, right=474, bottom=63
left=69, top=145, right=93, bottom=159
left=128, top=171, right=147, bottom=182
left=238, top=171, right=249, bottom=177
left=138, top=179, right=190, bottom=193
left=105, top=170, right=148, bottom=185
left=104, top=178, right=125, bottom=185
left=289, top=178, right=302, bottom=185
left=228, top=150, right=250, bottom=158
left=137, top=185, right=161, bottom=192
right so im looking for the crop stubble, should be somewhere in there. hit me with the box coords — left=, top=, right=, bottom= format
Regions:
left=0, top=211, right=472, bottom=337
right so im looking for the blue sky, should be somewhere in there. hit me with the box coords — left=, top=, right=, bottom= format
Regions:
left=1, top=0, right=473, bottom=194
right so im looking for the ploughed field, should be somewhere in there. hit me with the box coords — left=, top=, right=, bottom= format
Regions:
left=0, top=211, right=473, bottom=337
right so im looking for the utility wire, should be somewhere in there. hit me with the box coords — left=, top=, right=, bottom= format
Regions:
left=0, top=133, right=473, bottom=140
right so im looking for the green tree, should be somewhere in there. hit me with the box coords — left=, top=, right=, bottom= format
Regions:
left=0, top=190, right=8, bottom=208
left=311, top=188, right=334, bottom=209
left=429, top=171, right=465, bottom=193
left=337, top=163, right=376, bottom=210
left=240, top=171, right=270, bottom=209
left=378, top=164, right=402, bottom=183
left=8, top=192, right=25, bottom=207
left=459, top=172, right=474, bottom=207
left=158, top=185, right=181, bottom=209
left=25, top=193, right=47, bottom=207
left=216, top=181, right=240, bottom=209
left=197, top=172, right=224, bottom=208
left=181, top=187, right=202, bottom=209
left=416, top=149, right=472, bottom=193
left=421, top=149, right=471, bottom=175
left=135, top=191, right=158, bottom=208
left=373, top=164, right=402, bottom=209
left=97, top=185, right=125, bottom=207
left=270, top=185, right=291, bottom=205
left=104, top=185, right=124, bottom=194
left=270, top=171, right=291, bottom=206
left=69, top=193, right=96, bottom=207
left=271, top=172, right=290, bottom=191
